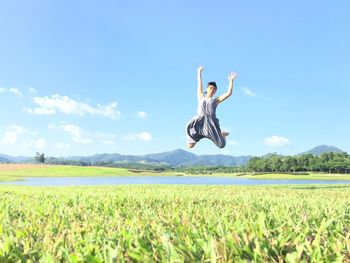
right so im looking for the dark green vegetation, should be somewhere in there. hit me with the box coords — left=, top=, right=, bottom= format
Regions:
left=1, top=185, right=350, bottom=262
left=247, top=152, right=350, bottom=174
left=170, top=152, right=350, bottom=176
left=34, top=152, right=45, bottom=164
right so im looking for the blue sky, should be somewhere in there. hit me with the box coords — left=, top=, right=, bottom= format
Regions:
left=0, top=0, right=349, bottom=157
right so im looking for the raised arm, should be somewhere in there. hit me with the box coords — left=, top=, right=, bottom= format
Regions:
left=197, top=65, right=204, bottom=99
left=216, top=72, right=238, bottom=103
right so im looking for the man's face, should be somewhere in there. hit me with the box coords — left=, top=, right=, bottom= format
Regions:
left=207, top=85, right=217, bottom=96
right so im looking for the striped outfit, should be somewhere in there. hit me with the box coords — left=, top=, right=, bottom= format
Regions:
left=186, top=96, right=226, bottom=148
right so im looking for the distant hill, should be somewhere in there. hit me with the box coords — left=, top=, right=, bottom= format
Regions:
left=39, top=149, right=252, bottom=167
left=143, top=149, right=198, bottom=166
left=261, top=153, right=281, bottom=158
left=261, top=145, right=346, bottom=158
left=0, top=156, right=11, bottom=163
left=62, top=149, right=252, bottom=167
left=0, top=154, right=29, bottom=163
left=300, top=145, right=344, bottom=156
left=1, top=145, right=346, bottom=167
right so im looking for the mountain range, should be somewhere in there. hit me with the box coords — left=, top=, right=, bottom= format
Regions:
left=0, top=154, right=29, bottom=163
left=61, top=149, right=252, bottom=167
left=0, top=145, right=346, bottom=167
left=300, top=145, right=344, bottom=156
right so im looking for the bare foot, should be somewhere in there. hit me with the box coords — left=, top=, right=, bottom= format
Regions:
left=221, top=131, right=229, bottom=137
left=187, top=143, right=196, bottom=148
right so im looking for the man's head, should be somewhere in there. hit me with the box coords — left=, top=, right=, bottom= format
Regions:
left=206, top=81, right=217, bottom=97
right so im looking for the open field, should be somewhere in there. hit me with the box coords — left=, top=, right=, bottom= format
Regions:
left=1, top=184, right=350, bottom=261
left=1, top=164, right=350, bottom=183
left=0, top=164, right=55, bottom=170
left=0, top=164, right=184, bottom=182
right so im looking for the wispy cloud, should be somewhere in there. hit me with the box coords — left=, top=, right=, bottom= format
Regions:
left=96, top=132, right=116, bottom=145
left=264, top=135, right=290, bottom=147
left=55, top=143, right=71, bottom=149
left=0, top=125, right=27, bottom=145
left=48, top=123, right=58, bottom=130
left=0, top=87, right=24, bottom=97
left=28, top=87, right=37, bottom=93
left=136, top=111, right=147, bottom=119
left=102, top=140, right=115, bottom=145
left=35, top=138, right=47, bottom=149
left=49, top=123, right=117, bottom=146
left=25, top=94, right=120, bottom=120
left=123, top=132, right=152, bottom=142
left=0, top=125, right=48, bottom=150
left=58, top=123, right=94, bottom=144
left=229, top=140, right=238, bottom=145
left=241, top=87, right=256, bottom=97
left=138, top=132, right=152, bottom=141
left=27, top=108, right=56, bottom=115
left=9, top=88, right=23, bottom=97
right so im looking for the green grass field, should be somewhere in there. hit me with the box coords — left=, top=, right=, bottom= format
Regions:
left=1, top=164, right=350, bottom=182
left=1, top=185, right=350, bottom=262
left=0, top=165, right=185, bottom=182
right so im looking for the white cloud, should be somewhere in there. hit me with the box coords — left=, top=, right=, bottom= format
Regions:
left=0, top=125, right=27, bottom=145
left=48, top=124, right=56, bottom=130
left=136, top=111, right=147, bottom=119
left=229, top=141, right=238, bottom=145
left=123, top=132, right=152, bottom=142
left=55, top=143, right=71, bottom=149
left=9, top=88, right=23, bottom=97
left=0, top=125, right=47, bottom=150
left=51, top=124, right=117, bottom=146
left=264, top=136, right=290, bottom=147
left=60, top=124, right=93, bottom=144
left=35, top=138, right=47, bottom=149
left=241, top=87, right=256, bottom=97
left=122, top=135, right=133, bottom=141
left=25, top=107, right=56, bottom=115
left=102, top=140, right=115, bottom=145
left=138, top=132, right=152, bottom=141
left=25, top=94, right=120, bottom=120
left=96, top=132, right=116, bottom=145
left=0, top=87, right=24, bottom=96
left=28, top=87, right=37, bottom=93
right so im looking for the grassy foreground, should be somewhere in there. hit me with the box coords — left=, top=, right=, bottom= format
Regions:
left=1, top=185, right=350, bottom=262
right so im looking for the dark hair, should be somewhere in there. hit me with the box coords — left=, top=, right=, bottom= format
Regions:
left=207, top=81, right=217, bottom=89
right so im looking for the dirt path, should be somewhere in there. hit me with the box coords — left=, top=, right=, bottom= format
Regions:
left=0, top=164, right=51, bottom=171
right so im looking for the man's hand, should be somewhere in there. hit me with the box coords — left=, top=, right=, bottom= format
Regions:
left=197, top=65, right=204, bottom=74
left=228, top=72, right=238, bottom=81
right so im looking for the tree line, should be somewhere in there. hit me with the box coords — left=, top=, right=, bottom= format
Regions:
left=31, top=151, right=350, bottom=174
left=246, top=152, right=350, bottom=173
left=43, top=157, right=172, bottom=171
